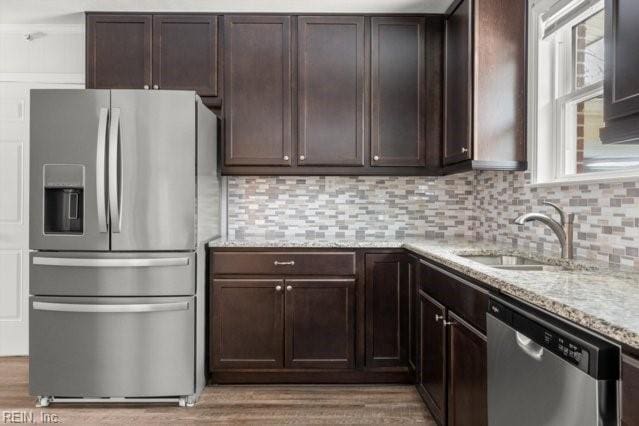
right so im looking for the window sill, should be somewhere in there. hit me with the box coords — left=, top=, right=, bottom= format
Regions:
left=528, top=170, right=639, bottom=188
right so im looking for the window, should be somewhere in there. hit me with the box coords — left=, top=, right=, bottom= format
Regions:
left=530, top=0, right=639, bottom=184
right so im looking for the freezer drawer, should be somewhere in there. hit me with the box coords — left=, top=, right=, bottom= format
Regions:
left=30, top=252, right=195, bottom=296
left=29, top=296, right=195, bottom=398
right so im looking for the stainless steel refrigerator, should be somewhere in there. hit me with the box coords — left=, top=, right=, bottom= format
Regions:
left=28, top=89, right=220, bottom=407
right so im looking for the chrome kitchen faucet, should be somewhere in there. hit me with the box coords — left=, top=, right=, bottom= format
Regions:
left=513, top=201, right=575, bottom=260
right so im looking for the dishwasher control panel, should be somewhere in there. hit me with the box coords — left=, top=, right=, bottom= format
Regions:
left=488, top=297, right=619, bottom=380
left=542, top=329, right=588, bottom=368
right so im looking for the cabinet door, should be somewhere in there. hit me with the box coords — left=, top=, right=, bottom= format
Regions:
left=443, top=0, right=473, bottom=165
left=153, top=15, right=218, bottom=96
left=447, top=312, right=487, bottom=426
left=211, top=279, right=284, bottom=369
left=371, top=17, right=426, bottom=167
left=604, top=0, right=639, bottom=122
left=417, top=290, right=447, bottom=425
left=284, top=279, right=355, bottom=369
left=223, top=15, right=292, bottom=166
left=365, top=253, right=409, bottom=368
left=86, top=14, right=152, bottom=89
left=298, top=16, right=365, bottom=166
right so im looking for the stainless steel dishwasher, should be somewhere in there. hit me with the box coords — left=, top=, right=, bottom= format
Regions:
left=487, top=297, right=619, bottom=426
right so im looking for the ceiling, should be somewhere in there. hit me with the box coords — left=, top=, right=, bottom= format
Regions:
left=0, top=0, right=455, bottom=25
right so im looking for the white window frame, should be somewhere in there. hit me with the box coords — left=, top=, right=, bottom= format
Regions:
left=528, top=0, right=639, bottom=186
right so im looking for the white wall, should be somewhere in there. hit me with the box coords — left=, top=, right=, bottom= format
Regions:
left=0, top=25, right=84, bottom=355
left=0, top=0, right=453, bottom=25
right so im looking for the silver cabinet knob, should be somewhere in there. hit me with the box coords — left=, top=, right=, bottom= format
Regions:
left=275, top=285, right=282, bottom=292
left=286, top=285, right=293, bottom=292
left=443, top=320, right=457, bottom=327
left=143, top=85, right=150, bottom=90
left=153, top=84, right=159, bottom=90
left=435, top=314, right=444, bottom=322
left=373, top=155, right=379, bottom=161
left=461, top=147, right=468, bottom=154
left=283, top=155, right=289, bottom=161
left=299, top=155, right=305, bottom=161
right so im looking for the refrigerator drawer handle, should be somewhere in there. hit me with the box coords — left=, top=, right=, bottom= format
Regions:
left=32, top=257, right=190, bottom=267
left=33, top=301, right=189, bottom=313
left=108, top=107, right=122, bottom=233
left=96, top=107, right=109, bottom=233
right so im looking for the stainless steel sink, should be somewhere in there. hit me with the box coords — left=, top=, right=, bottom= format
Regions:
left=458, top=254, right=560, bottom=271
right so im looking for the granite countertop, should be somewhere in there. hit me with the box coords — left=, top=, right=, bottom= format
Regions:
left=209, top=237, right=639, bottom=351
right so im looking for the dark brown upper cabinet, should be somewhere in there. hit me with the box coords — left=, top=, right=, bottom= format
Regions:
left=443, top=0, right=527, bottom=173
left=365, top=253, right=409, bottom=369
left=152, top=15, right=218, bottom=96
left=601, top=0, right=639, bottom=144
left=284, top=279, right=355, bottom=369
left=223, top=15, right=293, bottom=166
left=86, top=13, right=218, bottom=99
left=86, top=14, right=152, bottom=89
left=371, top=17, right=427, bottom=167
left=297, top=16, right=366, bottom=167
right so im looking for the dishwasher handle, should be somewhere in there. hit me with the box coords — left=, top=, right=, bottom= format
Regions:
left=516, top=331, right=544, bottom=361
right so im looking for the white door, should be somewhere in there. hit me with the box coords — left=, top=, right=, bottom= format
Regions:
left=0, top=81, right=81, bottom=355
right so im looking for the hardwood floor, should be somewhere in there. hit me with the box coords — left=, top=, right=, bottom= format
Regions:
left=0, top=357, right=434, bottom=424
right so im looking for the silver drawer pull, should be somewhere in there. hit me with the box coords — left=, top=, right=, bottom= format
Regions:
left=33, top=257, right=190, bottom=267
left=33, top=301, right=189, bottom=313
left=273, top=260, right=295, bottom=266
left=435, top=314, right=444, bottom=322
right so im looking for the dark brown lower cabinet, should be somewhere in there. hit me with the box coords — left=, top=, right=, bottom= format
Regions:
left=365, top=253, right=409, bottom=368
left=211, top=279, right=284, bottom=369
left=418, top=290, right=447, bottom=425
left=285, top=279, right=355, bottom=369
left=447, top=312, right=487, bottom=426
left=417, top=260, right=488, bottom=426
left=622, top=354, right=639, bottom=426
left=407, top=256, right=419, bottom=375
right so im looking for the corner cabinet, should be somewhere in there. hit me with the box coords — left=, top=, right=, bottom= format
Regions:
left=86, top=13, right=218, bottom=102
left=600, top=0, right=639, bottom=144
left=443, top=0, right=527, bottom=173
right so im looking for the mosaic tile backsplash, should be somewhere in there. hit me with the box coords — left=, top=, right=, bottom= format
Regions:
left=226, top=172, right=639, bottom=265
left=227, top=175, right=475, bottom=239
left=474, top=171, right=639, bottom=267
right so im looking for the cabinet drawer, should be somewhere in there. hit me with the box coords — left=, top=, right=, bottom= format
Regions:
left=212, top=251, right=356, bottom=276
left=420, top=260, right=488, bottom=333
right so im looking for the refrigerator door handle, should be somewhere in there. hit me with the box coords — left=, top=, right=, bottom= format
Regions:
left=108, top=107, right=122, bottom=233
left=32, top=256, right=190, bottom=267
left=96, top=107, right=109, bottom=233
left=32, top=301, right=189, bottom=313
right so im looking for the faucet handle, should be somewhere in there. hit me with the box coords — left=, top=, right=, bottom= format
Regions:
left=542, top=201, right=571, bottom=224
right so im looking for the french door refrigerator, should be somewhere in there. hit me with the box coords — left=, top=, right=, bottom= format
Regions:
left=28, top=89, right=220, bottom=407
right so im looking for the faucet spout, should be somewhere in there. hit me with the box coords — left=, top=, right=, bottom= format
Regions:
left=513, top=204, right=574, bottom=259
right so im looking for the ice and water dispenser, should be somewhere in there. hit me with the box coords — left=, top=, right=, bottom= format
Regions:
left=42, top=164, right=84, bottom=234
